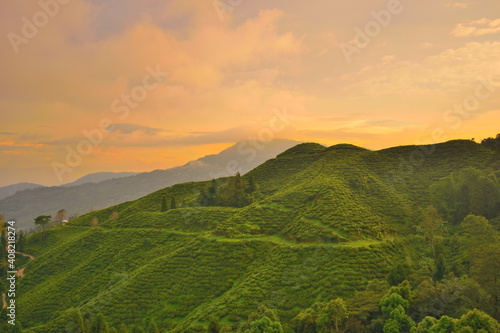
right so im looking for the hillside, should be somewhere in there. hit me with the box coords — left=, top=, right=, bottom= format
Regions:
left=12, top=139, right=499, bottom=332
left=0, top=139, right=299, bottom=229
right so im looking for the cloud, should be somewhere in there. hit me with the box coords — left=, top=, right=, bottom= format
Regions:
left=109, top=123, right=165, bottom=135
left=446, top=2, right=476, bottom=9
left=343, top=42, right=500, bottom=97
left=452, top=18, right=500, bottom=37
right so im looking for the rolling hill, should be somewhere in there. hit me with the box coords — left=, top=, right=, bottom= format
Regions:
left=13, top=139, right=499, bottom=332
left=0, top=139, right=299, bottom=229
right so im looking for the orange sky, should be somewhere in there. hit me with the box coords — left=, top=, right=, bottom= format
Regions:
left=1, top=0, right=499, bottom=186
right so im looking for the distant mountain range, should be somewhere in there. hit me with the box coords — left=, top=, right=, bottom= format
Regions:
left=0, top=172, right=140, bottom=200
left=0, top=183, right=44, bottom=200
left=60, top=172, right=139, bottom=187
left=0, top=139, right=299, bottom=229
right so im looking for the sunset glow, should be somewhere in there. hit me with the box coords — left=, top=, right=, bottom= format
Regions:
left=1, top=0, right=499, bottom=186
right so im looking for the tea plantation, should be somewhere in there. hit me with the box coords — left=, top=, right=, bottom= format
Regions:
left=9, top=139, right=499, bottom=332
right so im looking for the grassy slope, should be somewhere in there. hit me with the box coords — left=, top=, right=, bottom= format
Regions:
left=18, top=140, right=493, bottom=332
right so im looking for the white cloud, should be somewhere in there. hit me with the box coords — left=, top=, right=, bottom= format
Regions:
left=452, top=18, right=500, bottom=37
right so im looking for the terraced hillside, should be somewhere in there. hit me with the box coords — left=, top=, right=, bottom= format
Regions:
left=15, top=140, right=497, bottom=332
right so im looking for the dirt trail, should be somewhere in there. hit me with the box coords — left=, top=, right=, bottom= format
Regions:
left=2, top=252, right=35, bottom=309
left=16, top=251, right=35, bottom=260
left=17, top=267, right=26, bottom=278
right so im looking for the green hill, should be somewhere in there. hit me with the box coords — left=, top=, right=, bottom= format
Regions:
left=12, top=139, right=499, bottom=332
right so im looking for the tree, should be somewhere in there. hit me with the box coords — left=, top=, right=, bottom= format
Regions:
left=54, top=209, right=67, bottom=225
left=16, top=230, right=26, bottom=253
left=380, top=282, right=415, bottom=333
left=89, top=313, right=109, bottom=333
left=207, top=318, right=221, bottom=333
left=247, top=175, right=259, bottom=193
left=455, top=309, right=500, bottom=332
left=34, top=215, right=51, bottom=240
left=118, top=324, right=128, bottom=333
left=433, top=255, right=446, bottom=282
left=411, top=275, right=487, bottom=322
left=66, top=308, right=85, bottom=333
left=316, top=298, right=349, bottom=333
left=431, top=168, right=500, bottom=224
left=387, top=263, right=411, bottom=286
left=0, top=213, right=5, bottom=235
left=481, top=133, right=500, bottom=152
left=419, top=205, right=447, bottom=251
left=471, top=243, right=500, bottom=318
left=91, top=217, right=99, bottom=228
left=460, top=215, right=498, bottom=273
left=146, top=319, right=159, bottom=333
left=208, top=179, right=218, bottom=206
left=171, top=197, right=177, bottom=210
left=241, top=305, right=283, bottom=333
left=131, top=326, right=145, bottom=333
left=291, top=303, right=323, bottom=333
left=161, top=196, right=168, bottom=212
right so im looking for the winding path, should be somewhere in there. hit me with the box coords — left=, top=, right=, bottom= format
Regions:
left=2, top=251, right=35, bottom=309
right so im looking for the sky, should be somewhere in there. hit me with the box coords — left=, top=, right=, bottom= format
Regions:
left=0, top=0, right=499, bottom=187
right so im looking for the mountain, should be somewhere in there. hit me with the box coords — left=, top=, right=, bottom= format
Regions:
left=15, top=139, right=500, bottom=332
left=0, top=139, right=299, bottom=229
left=61, top=172, right=140, bottom=187
left=0, top=182, right=44, bottom=200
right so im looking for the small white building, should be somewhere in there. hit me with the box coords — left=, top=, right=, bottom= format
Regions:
left=61, top=220, right=68, bottom=225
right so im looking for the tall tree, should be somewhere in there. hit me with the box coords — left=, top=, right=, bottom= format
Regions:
left=146, top=319, right=159, bottom=333
left=433, top=255, right=446, bottom=282
left=66, top=308, right=85, bottom=333
left=34, top=215, right=51, bottom=240
left=89, top=313, right=109, bottom=333
left=419, top=206, right=447, bottom=250
left=208, top=179, right=218, bottom=205
left=456, top=308, right=500, bottom=332
left=240, top=305, right=283, bottom=333
left=118, top=324, right=128, bottom=333
left=0, top=213, right=5, bottom=235
left=207, top=318, right=221, bottom=333
left=161, top=196, right=168, bottom=212
left=16, top=230, right=26, bottom=253
left=471, top=243, right=500, bottom=319
left=316, top=298, right=349, bottom=333
left=170, top=197, right=176, bottom=210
